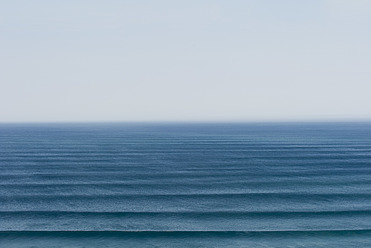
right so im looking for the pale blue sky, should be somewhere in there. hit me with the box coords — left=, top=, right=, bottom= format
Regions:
left=1, top=0, right=371, bottom=122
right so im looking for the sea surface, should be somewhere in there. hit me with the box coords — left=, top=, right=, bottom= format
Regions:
left=0, top=123, right=371, bottom=247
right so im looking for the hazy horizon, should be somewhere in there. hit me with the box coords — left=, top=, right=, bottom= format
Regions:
left=1, top=0, right=371, bottom=122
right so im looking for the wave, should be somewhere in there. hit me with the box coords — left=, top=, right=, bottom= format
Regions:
left=1, top=210, right=371, bottom=218
left=1, top=192, right=371, bottom=199
left=1, top=229, right=371, bottom=239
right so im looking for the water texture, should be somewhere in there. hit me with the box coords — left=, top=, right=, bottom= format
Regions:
left=0, top=123, right=370, bottom=247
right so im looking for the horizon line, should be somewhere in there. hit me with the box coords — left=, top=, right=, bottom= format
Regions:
left=1, top=119, right=371, bottom=125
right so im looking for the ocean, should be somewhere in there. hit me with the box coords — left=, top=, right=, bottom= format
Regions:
left=0, top=123, right=370, bottom=247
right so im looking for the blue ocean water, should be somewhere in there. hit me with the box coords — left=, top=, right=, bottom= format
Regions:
left=0, top=123, right=370, bottom=247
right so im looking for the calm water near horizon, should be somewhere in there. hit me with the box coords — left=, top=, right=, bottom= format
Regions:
left=0, top=123, right=371, bottom=247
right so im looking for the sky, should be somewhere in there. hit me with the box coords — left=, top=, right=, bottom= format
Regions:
left=1, top=0, right=371, bottom=122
